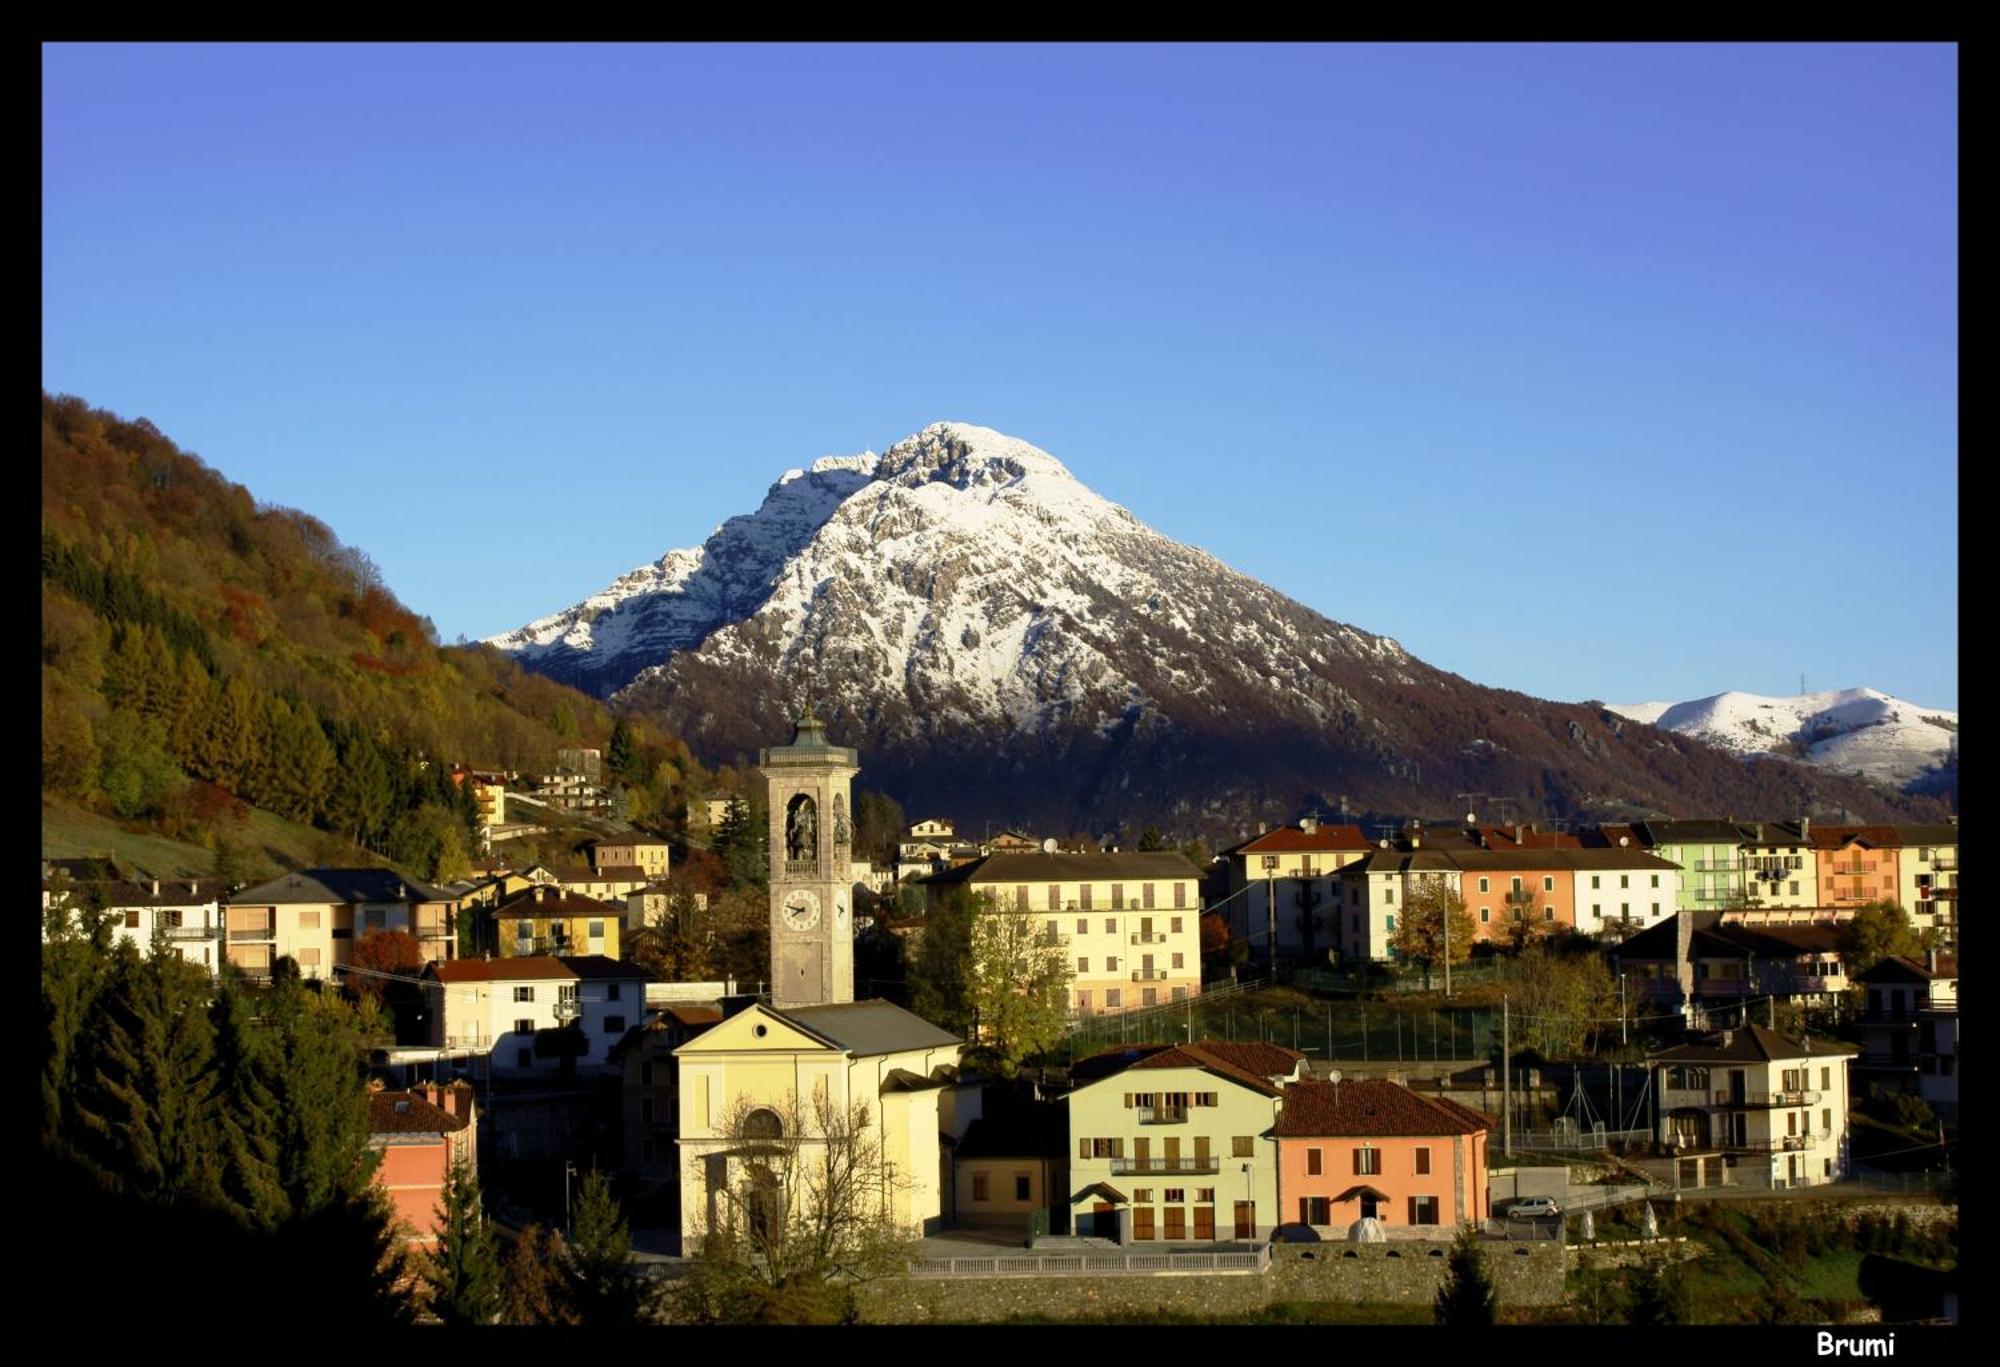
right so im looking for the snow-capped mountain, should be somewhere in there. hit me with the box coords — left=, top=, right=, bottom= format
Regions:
left=489, top=423, right=1938, bottom=834
left=1606, top=689, right=1958, bottom=794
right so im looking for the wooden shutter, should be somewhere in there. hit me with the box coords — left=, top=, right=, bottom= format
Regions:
left=1080, top=1138, right=1091, bottom=1160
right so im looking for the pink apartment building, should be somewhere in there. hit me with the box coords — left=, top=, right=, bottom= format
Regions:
left=1274, top=1079, right=1492, bottom=1233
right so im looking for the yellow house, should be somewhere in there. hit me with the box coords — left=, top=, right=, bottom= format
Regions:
left=1064, top=1040, right=1304, bottom=1242
left=921, top=851, right=1204, bottom=1016
left=592, top=838, right=671, bottom=881
left=488, top=886, right=622, bottom=959
left=673, top=999, right=974, bottom=1245
left=1892, top=824, right=1959, bottom=944
left=1741, top=823, right=1818, bottom=909
left=1219, top=820, right=1373, bottom=964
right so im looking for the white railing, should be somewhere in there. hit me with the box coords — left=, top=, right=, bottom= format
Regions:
left=907, top=1248, right=1268, bottom=1278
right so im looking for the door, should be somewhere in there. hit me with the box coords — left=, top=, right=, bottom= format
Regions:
left=1234, top=1201, right=1255, bottom=1239
left=1163, top=1137, right=1181, bottom=1168
left=1164, top=1207, right=1185, bottom=1241
left=1361, top=1193, right=1381, bottom=1220
left=1092, top=1200, right=1113, bottom=1238
left=1133, top=1207, right=1155, bottom=1240
left=1194, top=1205, right=1215, bottom=1240
left=1728, top=1068, right=1747, bottom=1103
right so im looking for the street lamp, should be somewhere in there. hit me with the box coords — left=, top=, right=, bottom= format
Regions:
left=564, top=1160, right=577, bottom=1236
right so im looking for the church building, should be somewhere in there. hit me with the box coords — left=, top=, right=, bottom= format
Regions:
left=674, top=712, right=980, bottom=1247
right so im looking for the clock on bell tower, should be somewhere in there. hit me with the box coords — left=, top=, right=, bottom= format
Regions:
left=759, top=708, right=858, bottom=1008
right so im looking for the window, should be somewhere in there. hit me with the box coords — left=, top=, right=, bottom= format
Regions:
left=1143, top=988, right=1157, bottom=1006
left=1509, top=908, right=1521, bottom=922
left=587, top=920, right=604, bottom=938
left=1016, top=886, right=1030, bottom=911
left=1650, top=874, right=1660, bottom=888
left=1049, top=885, right=1062, bottom=910
left=299, top=910, right=321, bottom=929
left=1164, top=1187, right=1185, bottom=1203
left=298, top=947, right=321, bottom=967
left=1385, top=915, right=1395, bottom=932
left=1544, top=876, right=1555, bottom=892
left=1787, top=1111, right=1798, bottom=1136
left=515, top=1018, right=535, bottom=1034
left=1105, top=919, right=1116, bottom=934
left=1790, top=882, right=1800, bottom=896
left=1016, top=1175, right=1032, bottom=1201
left=1049, top=921, right=1060, bottom=940
left=1171, top=916, right=1183, bottom=933
left=1593, top=905, right=1602, bottom=918
left=1303, top=1196, right=1331, bottom=1225
left=514, top=986, right=536, bottom=1002
left=1822, top=1109, right=1831, bottom=1132
left=1480, top=908, right=1490, bottom=922
left=124, top=910, right=141, bottom=928
left=1171, top=952, right=1184, bottom=969
left=1107, top=956, right=1120, bottom=972
left=1232, top=1136, right=1255, bottom=1158
left=1171, top=986, right=1186, bottom=1001
left=1261, top=855, right=1280, bottom=870
left=1143, top=883, right=1156, bottom=909
left=1090, top=1138, right=1120, bottom=1158
left=1511, top=877, right=1523, bottom=894
left=1174, top=883, right=1187, bottom=908
left=973, top=1174, right=989, bottom=1201
left=1106, top=989, right=1121, bottom=1008
left=608, top=982, right=622, bottom=1000
left=1415, top=1147, right=1431, bottom=1175
left=1544, top=907, right=1554, bottom=920
left=1621, top=903, right=1629, bottom=919
left=1408, top=1196, right=1439, bottom=1225
left=1478, top=877, right=1490, bottom=893
left=1652, top=902, right=1660, bottom=915
left=1354, top=1147, right=1381, bottom=1175
left=1619, top=875, right=1629, bottom=889
left=1197, top=1188, right=1215, bottom=1202
left=1078, top=958, right=1090, bottom=973
left=158, top=908, right=183, bottom=930
left=1077, top=919, right=1088, bottom=935
left=1820, top=1067, right=1830, bottom=1090
left=1591, top=875, right=1601, bottom=889
left=1384, top=885, right=1395, bottom=904
left=605, top=1015, right=625, bottom=1033
left=1075, top=990, right=1092, bottom=1010
left=640, top=1096, right=654, bottom=1123
left=517, top=1048, right=532, bottom=1067
left=640, top=1061, right=653, bottom=1085
left=363, top=909, right=386, bottom=930
left=1080, top=887, right=1093, bottom=910
left=1307, top=1148, right=1323, bottom=1175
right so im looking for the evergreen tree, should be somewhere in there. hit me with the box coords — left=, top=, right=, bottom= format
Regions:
left=167, top=647, right=212, bottom=761
left=263, top=979, right=380, bottom=1215
left=909, top=888, right=979, bottom=1038
left=424, top=1156, right=503, bottom=1326
left=607, top=718, right=641, bottom=787
left=501, top=1224, right=577, bottom=1324
left=71, top=940, right=220, bottom=1210
left=206, top=978, right=291, bottom=1229
left=1626, top=1250, right=1689, bottom=1326
left=713, top=796, right=769, bottom=888
left=41, top=881, right=119, bottom=1148
left=560, top=1169, right=639, bottom=1326
left=1433, top=1222, right=1498, bottom=1325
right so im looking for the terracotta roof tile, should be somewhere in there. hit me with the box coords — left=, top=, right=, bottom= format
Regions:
left=369, top=1091, right=469, bottom=1135
left=1274, top=1079, right=1493, bottom=1138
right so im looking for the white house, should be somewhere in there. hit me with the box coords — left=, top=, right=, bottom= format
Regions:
left=424, top=955, right=650, bottom=1075
left=1649, top=1025, right=1856, bottom=1191
left=1334, top=851, right=1461, bottom=963
left=43, top=875, right=225, bottom=971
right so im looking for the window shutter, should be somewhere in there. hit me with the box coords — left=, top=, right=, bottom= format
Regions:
left=1408, top=1197, right=1419, bottom=1224
left=1080, top=1138, right=1091, bottom=1160
left=1113, top=1138, right=1125, bottom=1158
left=1125, top=1093, right=1134, bottom=1108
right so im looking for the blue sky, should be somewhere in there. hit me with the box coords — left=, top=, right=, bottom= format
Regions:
left=43, top=43, right=1957, bottom=709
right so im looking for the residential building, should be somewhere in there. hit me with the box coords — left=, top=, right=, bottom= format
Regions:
left=625, top=881, right=708, bottom=934
left=1812, top=827, right=1902, bottom=912
left=43, top=875, right=225, bottom=972
left=1649, top=1025, right=1855, bottom=1190
left=225, top=868, right=458, bottom=983
left=1563, top=846, right=1683, bottom=936
left=368, top=1081, right=477, bottom=1247
left=1635, top=820, right=1752, bottom=912
left=1333, top=850, right=1460, bottom=963
left=1218, top=820, right=1373, bottom=965
left=1891, top=825, right=1959, bottom=945
left=1454, top=850, right=1579, bottom=939
left=920, top=850, right=1205, bottom=1016
left=985, top=830, right=1041, bottom=854
left=1854, top=953, right=1958, bottom=1121
left=1614, top=909, right=1849, bottom=1025
left=485, top=885, right=623, bottom=958
left=555, top=746, right=602, bottom=782
left=1740, top=822, right=1818, bottom=908
left=952, top=1100, right=1069, bottom=1235
left=910, top=818, right=956, bottom=841
left=591, top=837, right=670, bottom=881
left=611, top=1003, right=722, bottom=1191
left=1064, top=1040, right=1305, bottom=1242
left=551, top=862, right=651, bottom=903
left=1273, top=1079, right=1492, bottom=1233
left=423, top=954, right=650, bottom=1075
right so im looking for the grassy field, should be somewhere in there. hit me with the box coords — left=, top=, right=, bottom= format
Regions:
left=42, top=798, right=377, bottom=884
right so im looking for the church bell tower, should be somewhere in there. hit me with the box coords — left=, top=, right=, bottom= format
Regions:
left=759, top=708, right=858, bottom=1008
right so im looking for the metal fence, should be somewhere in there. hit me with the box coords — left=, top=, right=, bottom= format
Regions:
left=1509, top=1126, right=1653, bottom=1152
left=907, top=1248, right=1271, bottom=1278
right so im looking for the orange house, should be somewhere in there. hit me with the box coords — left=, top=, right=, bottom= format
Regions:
left=1813, top=827, right=1902, bottom=911
left=1455, top=851, right=1578, bottom=941
left=368, top=1081, right=477, bottom=1246
left=1274, top=1079, right=1491, bottom=1232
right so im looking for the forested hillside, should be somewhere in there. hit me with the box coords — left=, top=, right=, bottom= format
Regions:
left=41, top=393, right=702, bottom=882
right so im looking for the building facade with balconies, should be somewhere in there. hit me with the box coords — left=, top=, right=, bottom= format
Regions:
left=423, top=954, right=648, bottom=1075
left=1650, top=1025, right=1855, bottom=1190
left=43, top=875, right=226, bottom=972
left=1854, top=953, right=1957, bottom=1121
left=1634, top=820, right=1754, bottom=912
left=920, top=850, right=1204, bottom=1016
left=1064, top=1040, right=1305, bottom=1242
left=1891, top=825, right=1959, bottom=945
left=1217, top=821, right=1374, bottom=967
left=225, top=868, right=458, bottom=983
left=483, top=885, right=622, bottom=959
left=1613, top=909, right=1850, bottom=1026
left=1739, top=822, right=1819, bottom=908
left=1812, top=827, right=1902, bottom=912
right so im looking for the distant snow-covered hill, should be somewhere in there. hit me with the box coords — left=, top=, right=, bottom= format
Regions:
left=1605, top=688, right=1958, bottom=793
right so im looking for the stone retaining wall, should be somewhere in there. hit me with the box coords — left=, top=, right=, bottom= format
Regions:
left=853, top=1242, right=1567, bottom=1323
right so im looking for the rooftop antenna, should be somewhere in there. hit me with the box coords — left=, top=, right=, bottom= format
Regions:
left=1800, top=673, right=1806, bottom=696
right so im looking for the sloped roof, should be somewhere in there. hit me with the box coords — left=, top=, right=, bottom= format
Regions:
left=1856, top=955, right=1957, bottom=984
left=1222, top=825, right=1373, bottom=857
left=1113, top=1039, right=1306, bottom=1096
left=1649, top=1024, right=1857, bottom=1064
left=1275, top=1079, right=1493, bottom=1138
left=230, top=867, right=452, bottom=906
left=922, top=851, right=1202, bottom=885
left=557, top=954, right=652, bottom=981
left=1887, top=824, right=1960, bottom=848
left=50, top=878, right=218, bottom=907
left=773, top=1000, right=962, bottom=1057
left=1615, top=912, right=1844, bottom=963
left=368, top=1091, right=469, bottom=1135
left=492, top=888, right=622, bottom=918
left=1637, top=819, right=1751, bottom=846
left=427, top=956, right=578, bottom=984
left=1810, top=825, right=1899, bottom=852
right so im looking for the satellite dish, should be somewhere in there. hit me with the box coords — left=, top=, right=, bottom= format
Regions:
left=1619, top=836, right=1630, bottom=847
left=1327, top=1070, right=1342, bottom=1084
left=1042, top=837, right=1059, bottom=853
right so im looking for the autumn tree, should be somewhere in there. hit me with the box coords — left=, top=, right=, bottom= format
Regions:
left=1506, top=939, right=1617, bottom=1057
left=1389, top=875, right=1476, bottom=989
left=500, top=1224, right=576, bottom=1324
left=346, top=930, right=425, bottom=1003
left=676, top=1090, right=915, bottom=1325
left=967, top=902, right=1075, bottom=1075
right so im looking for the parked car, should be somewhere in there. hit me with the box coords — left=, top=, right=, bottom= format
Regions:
left=1507, top=1197, right=1562, bottom=1220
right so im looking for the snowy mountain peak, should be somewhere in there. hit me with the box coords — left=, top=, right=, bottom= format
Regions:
left=1605, top=686, right=1958, bottom=793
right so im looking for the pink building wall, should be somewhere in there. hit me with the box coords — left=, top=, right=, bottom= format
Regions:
left=1277, top=1131, right=1488, bottom=1230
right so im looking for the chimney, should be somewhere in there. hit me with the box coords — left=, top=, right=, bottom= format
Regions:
left=1515, top=824, right=1524, bottom=845
left=1799, top=817, right=1811, bottom=840
left=1927, top=948, right=1938, bottom=975
left=151, top=879, right=160, bottom=897
left=1301, top=816, right=1318, bottom=835
left=1719, top=1028, right=1734, bottom=1048
left=366, top=1076, right=386, bottom=1093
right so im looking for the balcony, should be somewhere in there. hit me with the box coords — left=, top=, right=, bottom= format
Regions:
left=1110, top=1156, right=1220, bottom=1176
left=157, top=923, right=219, bottom=939
left=1504, top=889, right=1535, bottom=905
left=228, top=927, right=275, bottom=942
left=1727, top=1134, right=1819, bottom=1153
left=1137, top=1107, right=1189, bottom=1125
left=1130, top=931, right=1168, bottom=945
left=1131, top=969, right=1168, bottom=981
left=1694, top=860, right=1745, bottom=872
left=782, top=860, right=819, bottom=880
left=1931, top=858, right=1958, bottom=872
left=1713, top=1090, right=1821, bottom=1109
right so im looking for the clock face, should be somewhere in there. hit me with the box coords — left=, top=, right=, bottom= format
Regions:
left=782, top=889, right=821, bottom=932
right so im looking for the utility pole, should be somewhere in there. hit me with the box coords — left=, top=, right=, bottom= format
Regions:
left=1443, top=885, right=1453, bottom=999
left=1502, top=995, right=1512, bottom=1157
left=1620, top=974, right=1628, bottom=1047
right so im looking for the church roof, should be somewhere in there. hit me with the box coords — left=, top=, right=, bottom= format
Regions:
left=771, top=1000, right=961, bottom=1057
